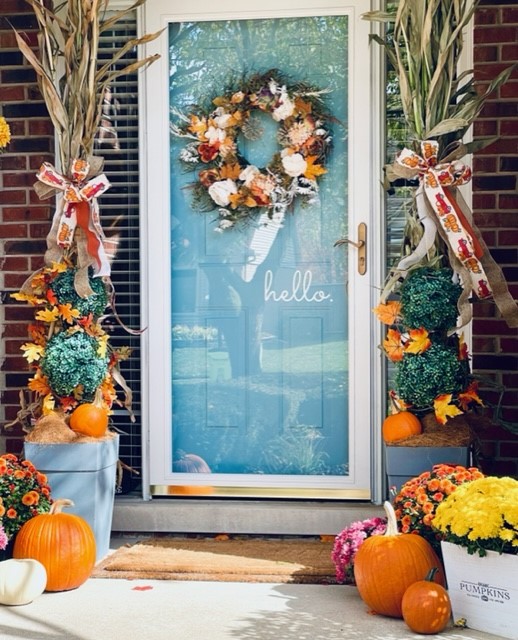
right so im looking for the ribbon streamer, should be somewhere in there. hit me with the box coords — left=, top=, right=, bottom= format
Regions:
left=388, top=141, right=518, bottom=329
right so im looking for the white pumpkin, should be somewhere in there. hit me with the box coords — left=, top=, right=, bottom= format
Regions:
left=0, top=558, right=47, bottom=606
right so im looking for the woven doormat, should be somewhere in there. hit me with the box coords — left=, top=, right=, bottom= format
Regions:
left=92, top=536, right=336, bottom=584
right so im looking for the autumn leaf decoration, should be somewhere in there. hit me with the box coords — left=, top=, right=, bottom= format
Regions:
left=404, top=328, right=432, bottom=354
left=383, top=328, right=404, bottom=362
left=434, top=394, right=464, bottom=425
left=373, top=301, right=402, bottom=325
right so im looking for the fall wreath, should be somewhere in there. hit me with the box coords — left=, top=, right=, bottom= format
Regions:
left=171, top=69, right=333, bottom=231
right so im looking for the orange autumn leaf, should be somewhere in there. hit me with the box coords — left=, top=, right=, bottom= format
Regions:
left=219, top=163, right=241, bottom=180
left=58, top=303, right=81, bottom=324
left=59, top=396, right=78, bottom=412
left=188, top=115, right=207, bottom=137
left=458, top=381, right=484, bottom=411
left=28, top=373, right=52, bottom=396
left=294, top=97, right=313, bottom=116
left=373, top=301, right=402, bottom=325
left=458, top=333, right=469, bottom=360
left=383, top=328, right=404, bottom=362
left=404, top=328, right=432, bottom=354
left=28, top=323, right=47, bottom=345
left=434, top=394, right=463, bottom=425
left=303, top=155, right=327, bottom=180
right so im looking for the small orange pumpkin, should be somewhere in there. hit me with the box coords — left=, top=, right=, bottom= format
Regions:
left=402, top=567, right=452, bottom=634
left=13, top=499, right=96, bottom=592
left=69, top=391, right=109, bottom=438
left=172, top=451, right=213, bottom=495
left=353, top=501, right=445, bottom=618
left=382, top=411, right=422, bottom=443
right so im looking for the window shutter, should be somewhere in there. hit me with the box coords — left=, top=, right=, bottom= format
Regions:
left=96, top=11, right=142, bottom=491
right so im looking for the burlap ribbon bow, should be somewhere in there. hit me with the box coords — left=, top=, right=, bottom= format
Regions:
left=33, top=157, right=111, bottom=298
left=387, top=140, right=518, bottom=329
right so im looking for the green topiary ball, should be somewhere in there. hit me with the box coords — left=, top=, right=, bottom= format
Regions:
left=41, top=330, right=108, bottom=399
left=400, top=267, right=462, bottom=331
left=395, top=340, right=469, bottom=409
left=49, top=268, right=108, bottom=317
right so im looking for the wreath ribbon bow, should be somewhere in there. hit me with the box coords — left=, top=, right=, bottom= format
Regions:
left=390, top=140, right=518, bottom=328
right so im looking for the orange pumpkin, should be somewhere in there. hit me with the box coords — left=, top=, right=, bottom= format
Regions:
left=172, top=451, right=213, bottom=495
left=13, top=499, right=96, bottom=592
left=382, top=411, right=422, bottom=443
left=402, top=567, right=452, bottom=634
left=353, top=501, right=445, bottom=618
left=69, top=400, right=109, bottom=438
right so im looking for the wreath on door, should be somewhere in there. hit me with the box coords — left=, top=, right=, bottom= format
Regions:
left=171, top=69, right=333, bottom=231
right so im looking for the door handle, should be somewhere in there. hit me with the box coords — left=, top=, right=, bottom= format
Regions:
left=334, top=222, right=367, bottom=275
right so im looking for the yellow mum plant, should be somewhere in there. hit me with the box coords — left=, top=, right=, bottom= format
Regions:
left=432, top=476, right=518, bottom=557
left=0, top=115, right=11, bottom=150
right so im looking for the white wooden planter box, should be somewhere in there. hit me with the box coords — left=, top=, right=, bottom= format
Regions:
left=441, top=541, right=518, bottom=640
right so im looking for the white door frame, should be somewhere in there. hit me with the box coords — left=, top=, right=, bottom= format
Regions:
left=139, top=0, right=384, bottom=501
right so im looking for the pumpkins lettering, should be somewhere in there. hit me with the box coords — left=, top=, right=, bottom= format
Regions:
left=382, top=411, right=422, bottom=443
left=0, top=558, right=47, bottom=606
left=353, top=501, right=445, bottom=618
left=13, top=498, right=96, bottom=592
left=402, top=567, right=452, bottom=634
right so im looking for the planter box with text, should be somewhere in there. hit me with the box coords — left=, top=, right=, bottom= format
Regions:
left=441, top=541, right=518, bottom=640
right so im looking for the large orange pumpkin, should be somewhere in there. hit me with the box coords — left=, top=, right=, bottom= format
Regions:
left=402, top=567, right=452, bottom=634
left=69, top=401, right=109, bottom=438
left=382, top=411, right=422, bottom=443
left=13, top=498, right=96, bottom=592
left=353, top=501, right=445, bottom=618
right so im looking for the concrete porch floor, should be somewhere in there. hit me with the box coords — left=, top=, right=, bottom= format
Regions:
left=0, top=534, right=508, bottom=640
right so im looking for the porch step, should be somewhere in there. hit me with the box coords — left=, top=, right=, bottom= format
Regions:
left=112, top=497, right=384, bottom=536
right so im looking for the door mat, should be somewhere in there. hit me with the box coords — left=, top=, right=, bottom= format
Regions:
left=92, top=536, right=337, bottom=584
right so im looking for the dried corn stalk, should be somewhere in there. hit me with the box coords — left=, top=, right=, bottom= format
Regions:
left=15, top=0, right=162, bottom=172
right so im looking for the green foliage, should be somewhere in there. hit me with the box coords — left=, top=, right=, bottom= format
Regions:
left=400, top=267, right=462, bottom=331
left=41, top=331, right=108, bottom=399
left=396, top=340, right=469, bottom=409
left=50, top=268, right=108, bottom=317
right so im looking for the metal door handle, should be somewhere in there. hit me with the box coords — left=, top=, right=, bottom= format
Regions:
left=334, top=222, right=367, bottom=275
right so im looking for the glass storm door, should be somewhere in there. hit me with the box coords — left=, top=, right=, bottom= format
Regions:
left=145, top=0, right=377, bottom=499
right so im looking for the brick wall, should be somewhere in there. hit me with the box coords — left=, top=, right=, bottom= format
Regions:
left=1, top=2, right=517, bottom=476
left=472, top=1, right=518, bottom=476
left=0, top=1, right=54, bottom=453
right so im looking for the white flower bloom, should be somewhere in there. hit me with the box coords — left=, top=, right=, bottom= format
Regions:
left=208, top=179, right=237, bottom=207
left=205, top=126, right=226, bottom=145
left=218, top=219, right=234, bottom=230
left=213, top=113, right=234, bottom=129
left=281, top=152, right=307, bottom=177
left=272, top=93, right=295, bottom=121
left=239, top=165, right=260, bottom=186
left=269, top=80, right=279, bottom=95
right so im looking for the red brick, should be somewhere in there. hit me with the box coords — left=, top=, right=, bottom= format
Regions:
left=2, top=172, right=36, bottom=188
left=0, top=156, right=27, bottom=170
left=472, top=193, right=496, bottom=209
left=500, top=120, right=518, bottom=136
left=0, top=85, right=25, bottom=101
left=502, top=44, right=518, bottom=62
left=0, top=256, right=28, bottom=271
left=474, top=26, right=518, bottom=44
left=473, top=319, right=518, bottom=336
left=475, top=211, right=518, bottom=226
left=475, top=8, right=498, bottom=25
left=474, top=46, right=499, bottom=63
left=0, top=222, right=28, bottom=238
left=0, top=190, right=27, bottom=205
left=28, top=120, right=54, bottom=136
left=2, top=323, right=31, bottom=338
left=478, top=137, right=518, bottom=154
left=501, top=81, right=518, bottom=99
left=2, top=206, right=51, bottom=222
left=499, top=194, right=518, bottom=209
left=4, top=273, right=33, bottom=288
left=502, top=7, right=518, bottom=23
left=473, top=119, right=498, bottom=136
left=497, top=229, right=518, bottom=245
left=473, top=156, right=497, bottom=172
